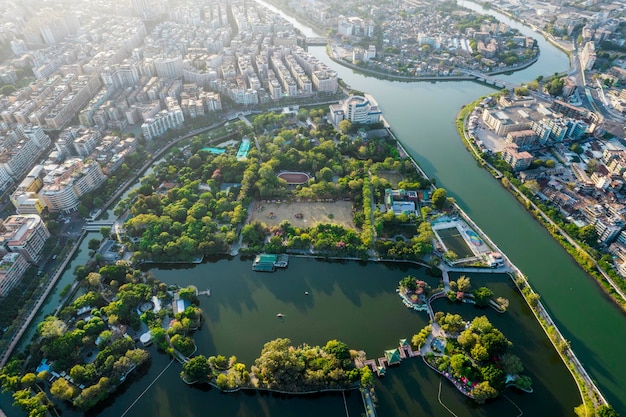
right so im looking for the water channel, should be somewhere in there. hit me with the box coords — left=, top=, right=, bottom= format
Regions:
left=2, top=1, right=625, bottom=415
left=304, top=2, right=626, bottom=412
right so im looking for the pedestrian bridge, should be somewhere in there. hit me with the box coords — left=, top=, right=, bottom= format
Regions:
left=84, top=221, right=115, bottom=231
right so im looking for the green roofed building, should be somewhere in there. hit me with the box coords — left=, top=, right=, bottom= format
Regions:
left=385, top=349, right=401, bottom=365
left=399, top=338, right=409, bottom=348
left=252, top=254, right=288, bottom=271
left=255, top=254, right=278, bottom=264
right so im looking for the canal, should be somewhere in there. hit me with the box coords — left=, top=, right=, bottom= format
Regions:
left=303, top=2, right=626, bottom=412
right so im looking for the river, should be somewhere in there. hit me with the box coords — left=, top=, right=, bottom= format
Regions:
left=263, top=0, right=626, bottom=411
left=305, top=2, right=625, bottom=413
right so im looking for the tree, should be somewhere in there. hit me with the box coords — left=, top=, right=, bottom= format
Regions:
left=338, top=119, right=353, bottom=134
left=50, top=378, right=77, bottom=401
left=20, top=373, right=36, bottom=387
left=216, top=373, right=229, bottom=390
left=471, top=343, right=489, bottom=362
left=38, top=317, right=67, bottom=339
left=578, top=225, right=598, bottom=246
left=500, top=354, right=523, bottom=375
left=527, top=292, right=540, bottom=307
left=211, top=354, right=229, bottom=370
left=182, top=355, right=211, bottom=383
left=431, top=188, right=447, bottom=210
left=597, top=405, right=620, bottom=417
left=473, top=287, right=494, bottom=306
left=70, top=364, right=98, bottom=385
left=88, top=238, right=101, bottom=251
left=171, top=334, right=195, bottom=357
left=86, top=272, right=102, bottom=288
left=360, top=366, right=374, bottom=386
left=100, top=227, right=111, bottom=239
left=450, top=354, right=468, bottom=376
left=480, top=364, right=505, bottom=390
left=471, top=381, right=498, bottom=403
left=457, top=276, right=471, bottom=292
left=457, top=329, right=477, bottom=350
left=514, top=86, right=529, bottom=96
left=323, top=340, right=350, bottom=360
left=570, top=143, right=583, bottom=154
left=12, top=388, right=49, bottom=417
left=318, top=167, right=334, bottom=182
left=399, top=275, right=418, bottom=291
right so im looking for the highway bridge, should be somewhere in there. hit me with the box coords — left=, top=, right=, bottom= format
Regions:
left=305, top=37, right=328, bottom=46
left=463, top=70, right=517, bottom=89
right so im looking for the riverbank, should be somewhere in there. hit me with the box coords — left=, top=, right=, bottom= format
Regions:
left=454, top=100, right=616, bottom=411
left=482, top=3, right=574, bottom=59
left=326, top=43, right=538, bottom=87
left=456, top=99, right=626, bottom=310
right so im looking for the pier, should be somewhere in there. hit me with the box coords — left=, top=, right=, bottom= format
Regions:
left=357, top=339, right=420, bottom=377
left=252, top=254, right=289, bottom=271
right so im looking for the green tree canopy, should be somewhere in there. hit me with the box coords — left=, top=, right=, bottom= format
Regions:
left=431, top=188, right=447, bottom=210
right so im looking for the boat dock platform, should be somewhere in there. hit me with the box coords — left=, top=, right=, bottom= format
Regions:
left=252, top=254, right=289, bottom=272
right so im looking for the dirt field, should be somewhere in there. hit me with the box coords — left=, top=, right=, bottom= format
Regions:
left=378, top=170, right=403, bottom=187
left=249, top=200, right=357, bottom=230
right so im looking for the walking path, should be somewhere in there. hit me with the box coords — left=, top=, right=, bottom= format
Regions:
left=120, top=359, right=175, bottom=417
left=437, top=380, right=458, bottom=417
left=361, top=388, right=376, bottom=417
left=342, top=391, right=350, bottom=417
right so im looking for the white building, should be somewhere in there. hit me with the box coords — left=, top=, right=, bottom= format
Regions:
left=141, top=108, right=185, bottom=140
left=39, top=159, right=107, bottom=212
left=0, top=214, right=50, bottom=264
left=329, top=94, right=382, bottom=125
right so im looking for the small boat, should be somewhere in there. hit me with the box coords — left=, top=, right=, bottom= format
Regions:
left=304, top=291, right=309, bottom=295
left=276, top=313, right=284, bottom=318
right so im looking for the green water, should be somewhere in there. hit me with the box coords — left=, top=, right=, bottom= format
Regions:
left=1, top=258, right=580, bottom=417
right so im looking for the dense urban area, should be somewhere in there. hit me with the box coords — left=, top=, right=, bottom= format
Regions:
left=0, top=0, right=625, bottom=416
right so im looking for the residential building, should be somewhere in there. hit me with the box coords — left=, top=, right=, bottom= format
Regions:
left=141, top=108, right=185, bottom=140
left=39, top=159, right=106, bottom=212
left=0, top=253, right=30, bottom=297
left=0, top=214, right=50, bottom=264
left=502, top=144, right=533, bottom=171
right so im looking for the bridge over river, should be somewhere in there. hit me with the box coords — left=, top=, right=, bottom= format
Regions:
left=305, top=36, right=328, bottom=46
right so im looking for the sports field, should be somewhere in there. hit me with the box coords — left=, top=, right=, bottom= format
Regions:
left=435, top=226, right=475, bottom=259
left=249, top=200, right=356, bottom=230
